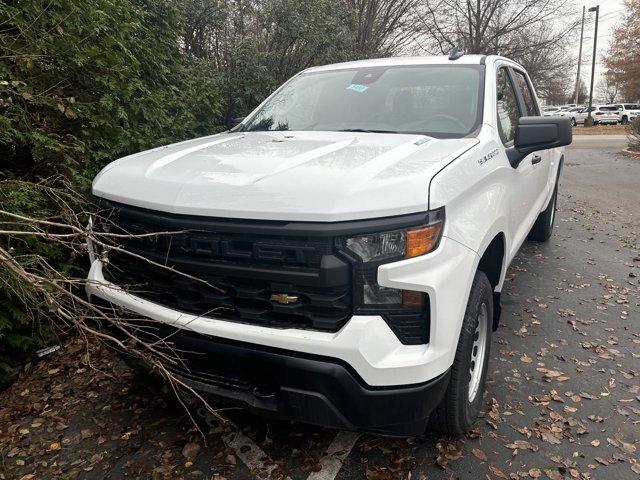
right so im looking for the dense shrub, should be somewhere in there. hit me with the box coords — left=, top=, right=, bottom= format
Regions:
left=0, top=0, right=222, bottom=181
left=0, top=180, right=84, bottom=387
left=0, top=0, right=222, bottom=386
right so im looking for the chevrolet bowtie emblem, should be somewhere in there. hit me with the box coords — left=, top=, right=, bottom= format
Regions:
left=270, top=293, right=299, bottom=305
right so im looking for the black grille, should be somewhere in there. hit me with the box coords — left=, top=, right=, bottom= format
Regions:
left=97, top=203, right=352, bottom=332
left=112, top=217, right=332, bottom=268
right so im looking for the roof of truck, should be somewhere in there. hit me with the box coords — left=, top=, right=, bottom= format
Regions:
left=304, top=55, right=529, bottom=75
left=305, top=55, right=498, bottom=73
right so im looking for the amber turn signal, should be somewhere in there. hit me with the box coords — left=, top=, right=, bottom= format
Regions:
left=402, top=290, right=425, bottom=307
left=405, top=223, right=443, bottom=258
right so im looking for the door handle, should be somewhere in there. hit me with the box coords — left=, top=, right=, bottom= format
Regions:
left=531, top=155, right=542, bottom=165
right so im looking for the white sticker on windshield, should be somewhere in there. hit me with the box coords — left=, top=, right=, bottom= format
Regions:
left=346, top=84, right=368, bottom=93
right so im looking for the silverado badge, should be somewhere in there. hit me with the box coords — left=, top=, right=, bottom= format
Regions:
left=270, top=293, right=299, bottom=305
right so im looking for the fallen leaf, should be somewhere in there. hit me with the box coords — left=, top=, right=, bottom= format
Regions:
left=472, top=448, right=487, bottom=461
left=182, top=442, right=201, bottom=461
left=489, top=465, right=509, bottom=479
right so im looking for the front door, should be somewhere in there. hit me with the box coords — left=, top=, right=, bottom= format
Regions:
left=495, top=66, right=550, bottom=258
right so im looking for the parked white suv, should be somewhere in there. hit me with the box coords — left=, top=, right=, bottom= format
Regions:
left=573, top=105, right=619, bottom=125
left=611, top=104, right=640, bottom=125
left=87, top=55, right=571, bottom=436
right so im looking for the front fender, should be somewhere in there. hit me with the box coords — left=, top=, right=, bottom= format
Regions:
left=429, top=137, right=513, bottom=289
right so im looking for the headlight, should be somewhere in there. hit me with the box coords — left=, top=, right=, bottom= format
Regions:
left=344, top=218, right=443, bottom=263
left=346, top=230, right=406, bottom=263
left=339, top=210, right=444, bottom=345
left=350, top=222, right=443, bottom=307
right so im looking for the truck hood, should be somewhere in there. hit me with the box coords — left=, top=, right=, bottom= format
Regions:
left=93, top=131, right=478, bottom=221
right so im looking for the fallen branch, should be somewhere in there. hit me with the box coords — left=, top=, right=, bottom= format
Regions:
left=0, top=180, right=226, bottom=430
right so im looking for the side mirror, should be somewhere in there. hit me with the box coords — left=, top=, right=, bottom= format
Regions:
left=507, top=116, right=572, bottom=167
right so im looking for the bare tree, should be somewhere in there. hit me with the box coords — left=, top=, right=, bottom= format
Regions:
left=415, top=0, right=580, bottom=93
left=597, top=75, right=620, bottom=104
left=573, top=80, right=589, bottom=105
left=345, top=0, right=421, bottom=57
left=417, top=0, right=577, bottom=54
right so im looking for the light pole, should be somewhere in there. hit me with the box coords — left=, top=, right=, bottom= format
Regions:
left=585, top=5, right=599, bottom=127
left=574, top=6, right=586, bottom=105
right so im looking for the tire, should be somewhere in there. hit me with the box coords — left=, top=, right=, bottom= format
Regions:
left=621, top=116, right=629, bottom=125
left=429, top=271, right=493, bottom=436
left=528, top=184, right=557, bottom=242
left=571, top=117, right=577, bottom=127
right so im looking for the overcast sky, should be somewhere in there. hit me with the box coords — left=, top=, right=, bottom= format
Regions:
left=569, top=0, right=627, bottom=95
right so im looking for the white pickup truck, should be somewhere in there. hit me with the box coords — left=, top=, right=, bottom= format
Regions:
left=87, top=55, right=571, bottom=436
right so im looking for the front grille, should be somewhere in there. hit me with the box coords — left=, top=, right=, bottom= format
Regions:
left=96, top=202, right=352, bottom=332
left=114, top=217, right=332, bottom=268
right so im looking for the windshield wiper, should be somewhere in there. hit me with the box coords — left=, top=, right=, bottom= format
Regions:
left=338, top=128, right=401, bottom=134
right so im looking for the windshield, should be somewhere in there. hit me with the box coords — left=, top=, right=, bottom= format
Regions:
left=624, top=104, right=640, bottom=109
left=242, top=65, right=484, bottom=138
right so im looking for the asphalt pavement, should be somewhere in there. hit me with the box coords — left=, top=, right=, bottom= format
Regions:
left=1, top=136, right=639, bottom=480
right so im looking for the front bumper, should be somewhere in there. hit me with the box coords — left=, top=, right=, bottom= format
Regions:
left=114, top=324, right=450, bottom=436
left=86, top=235, right=478, bottom=387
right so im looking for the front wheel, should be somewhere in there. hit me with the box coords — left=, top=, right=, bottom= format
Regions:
left=621, top=116, right=629, bottom=125
left=571, top=117, right=577, bottom=127
left=429, top=271, right=493, bottom=436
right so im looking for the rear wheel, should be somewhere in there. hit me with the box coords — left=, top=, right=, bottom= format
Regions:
left=528, top=184, right=557, bottom=242
left=571, top=117, right=577, bottom=127
left=429, top=271, right=493, bottom=436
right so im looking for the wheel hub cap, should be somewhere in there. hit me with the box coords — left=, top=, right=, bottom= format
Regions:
left=468, top=303, right=488, bottom=402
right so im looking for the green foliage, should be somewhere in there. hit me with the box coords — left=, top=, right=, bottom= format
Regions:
left=0, top=0, right=222, bottom=180
left=0, top=180, right=84, bottom=387
left=0, top=286, right=42, bottom=389
left=0, top=0, right=221, bottom=386
left=179, top=0, right=368, bottom=123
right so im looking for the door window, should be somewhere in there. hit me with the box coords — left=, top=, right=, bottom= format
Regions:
left=496, top=68, right=520, bottom=145
left=513, top=70, right=540, bottom=116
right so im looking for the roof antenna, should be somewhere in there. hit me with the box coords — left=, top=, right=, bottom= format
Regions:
left=449, top=48, right=464, bottom=60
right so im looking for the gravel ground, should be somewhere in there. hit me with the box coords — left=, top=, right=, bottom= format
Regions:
left=1, top=136, right=638, bottom=480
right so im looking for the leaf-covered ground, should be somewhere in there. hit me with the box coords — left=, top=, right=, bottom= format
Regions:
left=1, top=138, right=638, bottom=480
